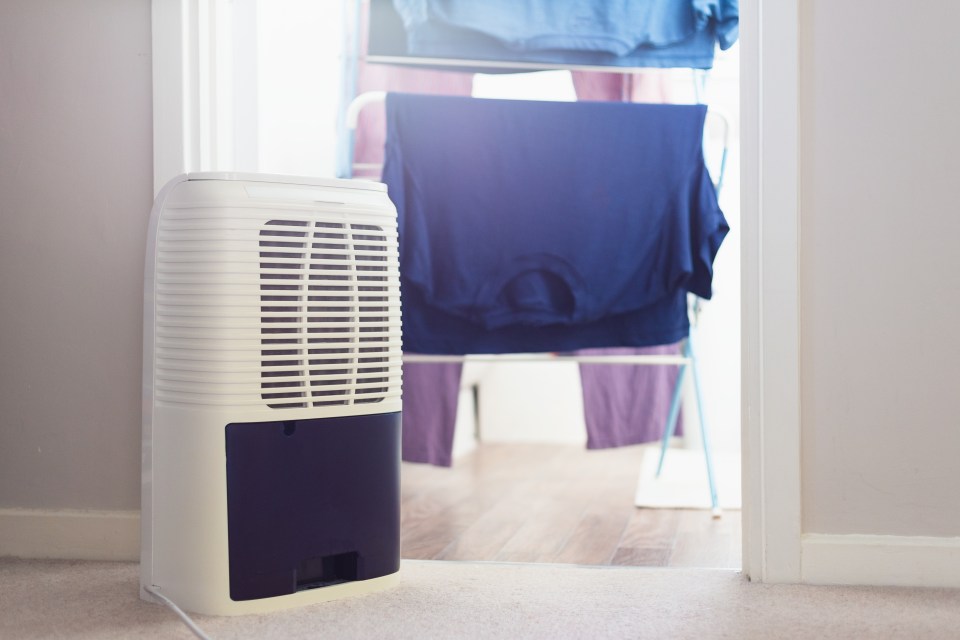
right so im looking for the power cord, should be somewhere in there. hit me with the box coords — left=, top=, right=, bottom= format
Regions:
left=143, top=585, right=213, bottom=640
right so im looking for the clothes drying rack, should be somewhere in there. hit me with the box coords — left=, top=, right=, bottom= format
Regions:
left=344, top=90, right=730, bottom=517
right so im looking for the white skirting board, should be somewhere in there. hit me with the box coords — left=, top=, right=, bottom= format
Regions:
left=0, top=508, right=139, bottom=561
left=801, top=533, right=960, bottom=588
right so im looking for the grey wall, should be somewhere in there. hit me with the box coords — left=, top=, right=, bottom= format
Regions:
left=0, top=0, right=152, bottom=510
left=800, top=1, right=960, bottom=536
left=2, top=0, right=959, bottom=545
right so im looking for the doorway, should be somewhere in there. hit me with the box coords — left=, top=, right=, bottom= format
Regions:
left=394, top=56, right=741, bottom=569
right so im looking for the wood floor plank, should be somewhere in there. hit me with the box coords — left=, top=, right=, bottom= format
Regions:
left=400, top=444, right=563, bottom=558
left=399, top=443, right=741, bottom=569
left=550, top=506, right=632, bottom=566
left=610, top=546, right=673, bottom=567
left=494, top=473, right=592, bottom=563
left=424, top=445, right=572, bottom=560
left=535, top=446, right=642, bottom=565
left=617, top=507, right=680, bottom=549
left=433, top=492, right=534, bottom=560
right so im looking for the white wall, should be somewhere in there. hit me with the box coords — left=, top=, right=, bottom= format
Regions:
left=800, top=1, right=960, bottom=537
left=0, top=0, right=153, bottom=511
left=253, top=0, right=344, bottom=177
left=6, top=0, right=960, bottom=571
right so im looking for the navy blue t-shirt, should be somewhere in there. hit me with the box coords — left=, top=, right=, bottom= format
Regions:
left=382, top=92, right=728, bottom=354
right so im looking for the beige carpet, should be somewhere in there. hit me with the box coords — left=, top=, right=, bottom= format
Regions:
left=3, top=558, right=960, bottom=639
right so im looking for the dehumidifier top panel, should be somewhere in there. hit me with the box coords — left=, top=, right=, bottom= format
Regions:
left=148, top=174, right=401, bottom=412
left=185, top=172, right=387, bottom=192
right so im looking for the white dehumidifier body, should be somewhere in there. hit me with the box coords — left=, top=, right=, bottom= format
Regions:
left=141, top=173, right=402, bottom=615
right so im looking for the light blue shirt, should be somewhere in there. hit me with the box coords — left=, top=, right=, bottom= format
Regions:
left=392, top=0, right=739, bottom=70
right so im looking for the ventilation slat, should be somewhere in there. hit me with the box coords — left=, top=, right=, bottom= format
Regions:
left=159, top=316, right=399, bottom=330
left=158, top=377, right=398, bottom=395
left=258, top=219, right=400, bottom=409
left=158, top=344, right=406, bottom=362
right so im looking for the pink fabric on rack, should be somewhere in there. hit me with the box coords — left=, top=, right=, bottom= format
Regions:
left=571, top=72, right=632, bottom=102
left=570, top=70, right=675, bottom=103
left=571, top=70, right=685, bottom=449
left=399, top=361, right=464, bottom=467
left=353, top=1, right=473, bottom=179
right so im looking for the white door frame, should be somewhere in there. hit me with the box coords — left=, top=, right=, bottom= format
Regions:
left=150, top=0, right=805, bottom=583
left=738, top=0, right=803, bottom=583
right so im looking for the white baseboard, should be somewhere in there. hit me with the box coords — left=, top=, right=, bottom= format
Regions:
left=0, top=508, right=139, bottom=561
left=802, top=533, right=960, bottom=588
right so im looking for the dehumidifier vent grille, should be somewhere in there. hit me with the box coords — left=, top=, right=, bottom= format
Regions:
left=259, top=219, right=401, bottom=409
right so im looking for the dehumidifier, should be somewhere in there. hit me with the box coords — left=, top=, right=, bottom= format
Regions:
left=141, top=173, right=402, bottom=615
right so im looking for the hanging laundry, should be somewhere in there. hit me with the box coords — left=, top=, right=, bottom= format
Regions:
left=382, top=92, right=728, bottom=355
left=353, top=2, right=476, bottom=466
left=399, top=360, right=464, bottom=466
left=387, top=0, right=739, bottom=70
left=570, top=70, right=685, bottom=450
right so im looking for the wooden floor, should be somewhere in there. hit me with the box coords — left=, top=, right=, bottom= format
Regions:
left=400, top=443, right=741, bottom=569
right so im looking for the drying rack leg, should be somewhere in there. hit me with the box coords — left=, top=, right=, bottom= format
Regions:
left=650, top=336, right=721, bottom=518
left=688, top=333, right=721, bottom=517
left=655, top=344, right=688, bottom=477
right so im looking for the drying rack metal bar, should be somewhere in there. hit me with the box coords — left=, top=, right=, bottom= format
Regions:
left=344, top=91, right=731, bottom=191
left=403, top=353, right=691, bottom=365
left=345, top=90, right=387, bottom=130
